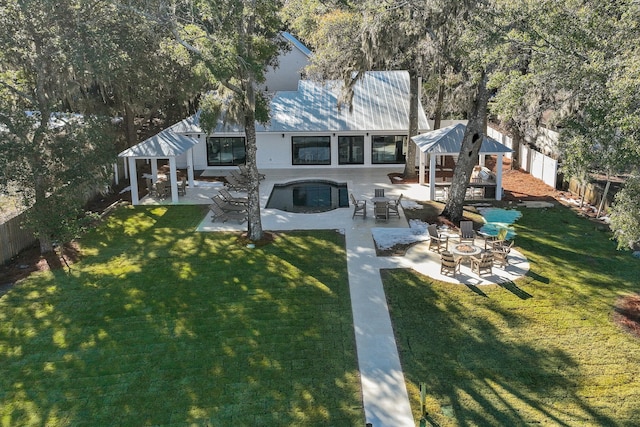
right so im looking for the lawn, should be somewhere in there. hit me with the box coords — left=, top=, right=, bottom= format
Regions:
left=0, top=205, right=364, bottom=426
left=382, top=204, right=640, bottom=426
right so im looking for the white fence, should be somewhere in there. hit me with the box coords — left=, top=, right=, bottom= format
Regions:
left=488, top=125, right=558, bottom=189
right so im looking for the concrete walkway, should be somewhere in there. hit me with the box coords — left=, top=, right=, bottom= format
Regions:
left=146, top=168, right=529, bottom=426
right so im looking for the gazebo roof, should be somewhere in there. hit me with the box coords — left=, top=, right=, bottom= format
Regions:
left=412, top=123, right=512, bottom=154
left=118, top=130, right=198, bottom=158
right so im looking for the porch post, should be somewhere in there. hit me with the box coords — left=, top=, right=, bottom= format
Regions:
left=124, top=157, right=129, bottom=179
left=495, top=153, right=504, bottom=201
left=151, top=159, right=158, bottom=181
left=128, top=156, right=139, bottom=205
left=169, top=157, right=179, bottom=203
left=186, top=148, right=195, bottom=187
left=429, top=153, right=437, bottom=200
left=113, top=162, right=119, bottom=186
left=419, top=151, right=426, bottom=185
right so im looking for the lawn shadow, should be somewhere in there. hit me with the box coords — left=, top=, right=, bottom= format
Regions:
left=498, top=280, right=533, bottom=299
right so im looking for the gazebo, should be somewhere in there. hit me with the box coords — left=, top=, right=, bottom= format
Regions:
left=118, top=129, right=198, bottom=205
left=411, top=123, right=513, bottom=201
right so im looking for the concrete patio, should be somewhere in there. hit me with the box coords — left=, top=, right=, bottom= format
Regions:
left=137, top=167, right=530, bottom=426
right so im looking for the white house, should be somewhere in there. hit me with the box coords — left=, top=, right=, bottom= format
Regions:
left=119, top=34, right=431, bottom=204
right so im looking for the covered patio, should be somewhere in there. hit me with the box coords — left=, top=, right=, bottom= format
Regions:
left=118, top=129, right=199, bottom=205
left=412, top=123, right=513, bottom=201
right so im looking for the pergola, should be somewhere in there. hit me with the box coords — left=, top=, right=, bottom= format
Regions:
left=411, top=123, right=513, bottom=201
left=118, top=130, right=198, bottom=205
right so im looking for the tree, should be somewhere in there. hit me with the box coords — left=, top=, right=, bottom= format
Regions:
left=136, top=0, right=284, bottom=241
left=609, top=176, right=640, bottom=250
left=0, top=0, right=117, bottom=253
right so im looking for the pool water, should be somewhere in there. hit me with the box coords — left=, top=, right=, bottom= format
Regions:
left=479, top=208, right=522, bottom=238
left=266, top=180, right=349, bottom=213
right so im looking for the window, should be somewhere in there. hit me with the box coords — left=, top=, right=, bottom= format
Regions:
left=371, top=135, right=406, bottom=164
left=292, top=136, right=331, bottom=165
left=338, top=136, right=364, bottom=165
left=207, top=137, right=246, bottom=166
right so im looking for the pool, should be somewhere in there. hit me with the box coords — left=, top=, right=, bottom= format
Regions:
left=478, top=208, right=522, bottom=238
left=266, top=180, right=349, bottom=213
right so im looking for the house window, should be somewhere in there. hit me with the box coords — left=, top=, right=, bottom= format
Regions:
left=338, top=136, right=364, bottom=164
left=207, top=137, right=246, bottom=166
left=292, top=136, right=331, bottom=165
left=372, top=135, right=406, bottom=164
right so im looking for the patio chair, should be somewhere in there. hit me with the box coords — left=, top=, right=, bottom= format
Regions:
left=491, top=240, right=513, bottom=268
left=388, top=193, right=403, bottom=218
left=440, top=251, right=460, bottom=276
left=374, top=188, right=385, bottom=198
left=486, top=228, right=511, bottom=250
left=350, top=193, right=366, bottom=219
left=145, top=178, right=157, bottom=197
left=427, top=224, right=448, bottom=253
left=374, top=200, right=389, bottom=222
left=209, top=203, right=247, bottom=224
left=155, top=181, right=170, bottom=199
left=219, top=188, right=248, bottom=205
left=212, top=195, right=248, bottom=213
left=177, top=176, right=187, bottom=196
left=470, top=252, right=493, bottom=276
left=458, top=220, right=476, bottom=244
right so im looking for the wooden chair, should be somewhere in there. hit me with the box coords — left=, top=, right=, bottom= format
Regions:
left=388, top=193, right=403, bottom=218
left=219, top=188, right=248, bottom=205
left=491, top=240, right=514, bottom=268
left=487, top=228, right=511, bottom=250
left=212, top=195, right=248, bottom=213
left=209, top=203, right=247, bottom=224
left=470, top=252, right=493, bottom=276
left=350, top=193, right=366, bottom=219
left=374, top=188, right=385, bottom=198
left=177, top=176, right=187, bottom=196
left=155, top=181, right=170, bottom=199
left=145, top=178, right=157, bottom=197
left=374, top=201, right=389, bottom=222
left=427, top=224, right=448, bottom=253
left=440, top=251, right=460, bottom=276
left=458, top=220, right=476, bottom=244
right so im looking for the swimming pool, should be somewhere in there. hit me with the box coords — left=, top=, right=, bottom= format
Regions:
left=266, top=180, right=349, bottom=213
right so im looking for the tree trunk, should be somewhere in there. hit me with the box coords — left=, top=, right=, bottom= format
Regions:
left=509, top=125, right=523, bottom=170
left=441, top=71, right=490, bottom=223
left=124, top=102, right=137, bottom=146
left=433, top=66, right=446, bottom=131
left=597, top=179, right=611, bottom=218
left=403, top=70, right=419, bottom=178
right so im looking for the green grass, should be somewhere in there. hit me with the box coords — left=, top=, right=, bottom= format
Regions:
left=382, top=204, right=640, bottom=426
left=0, top=205, right=363, bottom=426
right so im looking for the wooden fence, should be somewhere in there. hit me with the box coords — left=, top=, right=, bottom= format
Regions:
left=0, top=211, right=38, bottom=266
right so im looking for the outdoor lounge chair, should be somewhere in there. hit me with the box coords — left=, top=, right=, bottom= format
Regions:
left=486, top=227, right=511, bottom=250
left=350, top=193, right=366, bottom=219
left=470, top=252, right=493, bottom=276
left=230, top=169, right=249, bottom=184
left=225, top=174, right=249, bottom=192
left=458, top=220, right=476, bottom=244
left=388, top=193, right=403, bottom=218
left=212, top=195, right=248, bottom=213
left=440, top=251, right=460, bottom=276
left=209, top=203, right=247, bottom=224
left=218, top=188, right=248, bottom=205
left=374, top=201, right=389, bottom=222
left=427, top=224, right=448, bottom=253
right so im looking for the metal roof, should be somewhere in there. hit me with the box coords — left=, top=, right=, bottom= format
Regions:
left=172, top=71, right=430, bottom=135
left=118, top=130, right=198, bottom=158
left=258, top=70, right=430, bottom=132
left=412, top=123, right=513, bottom=154
left=281, top=32, right=312, bottom=57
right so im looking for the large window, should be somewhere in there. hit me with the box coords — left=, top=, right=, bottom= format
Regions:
left=292, top=136, right=331, bottom=165
left=207, top=137, right=246, bottom=166
left=338, top=136, right=364, bottom=165
left=371, top=135, right=406, bottom=164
